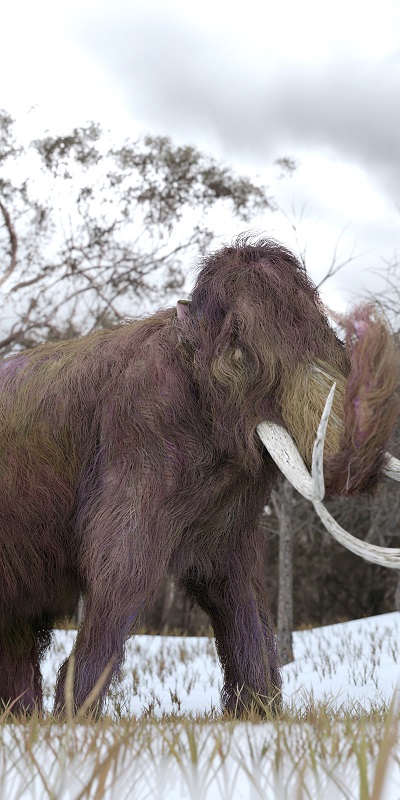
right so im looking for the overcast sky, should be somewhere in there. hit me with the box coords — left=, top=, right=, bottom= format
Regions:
left=2, top=0, right=400, bottom=309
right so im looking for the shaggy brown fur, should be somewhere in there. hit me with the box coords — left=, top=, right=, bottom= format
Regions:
left=0, top=237, right=398, bottom=717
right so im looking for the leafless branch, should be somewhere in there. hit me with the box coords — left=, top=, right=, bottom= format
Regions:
left=316, top=226, right=368, bottom=290
left=0, top=200, right=18, bottom=285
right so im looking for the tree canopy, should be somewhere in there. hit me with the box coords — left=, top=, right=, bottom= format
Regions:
left=0, top=111, right=276, bottom=352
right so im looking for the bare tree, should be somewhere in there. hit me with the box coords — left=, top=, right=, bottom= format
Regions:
left=0, top=113, right=275, bottom=353
left=271, top=480, right=295, bottom=664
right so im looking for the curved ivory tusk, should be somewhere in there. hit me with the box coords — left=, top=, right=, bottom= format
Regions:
left=384, top=454, right=400, bottom=481
left=257, top=421, right=319, bottom=502
left=312, top=499, right=400, bottom=567
left=257, top=389, right=400, bottom=568
left=311, top=382, right=336, bottom=500
left=257, top=384, right=335, bottom=503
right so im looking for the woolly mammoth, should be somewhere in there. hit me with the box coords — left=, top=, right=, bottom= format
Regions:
left=0, top=237, right=399, bottom=717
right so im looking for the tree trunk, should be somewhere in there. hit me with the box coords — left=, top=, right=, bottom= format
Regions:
left=272, top=479, right=294, bottom=664
left=76, top=595, right=85, bottom=628
left=160, top=578, right=175, bottom=633
left=394, top=573, right=400, bottom=611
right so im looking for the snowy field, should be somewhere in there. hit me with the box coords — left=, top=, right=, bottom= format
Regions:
left=40, top=612, right=400, bottom=717
left=2, top=613, right=400, bottom=799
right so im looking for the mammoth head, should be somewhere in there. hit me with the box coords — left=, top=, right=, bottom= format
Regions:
left=183, top=237, right=400, bottom=568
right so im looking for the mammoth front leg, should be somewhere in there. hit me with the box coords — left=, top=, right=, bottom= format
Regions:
left=182, top=561, right=281, bottom=717
left=54, top=593, right=140, bottom=716
left=54, top=551, right=172, bottom=717
left=54, top=512, right=176, bottom=716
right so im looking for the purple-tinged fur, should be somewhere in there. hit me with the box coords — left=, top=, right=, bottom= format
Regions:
left=0, top=237, right=398, bottom=718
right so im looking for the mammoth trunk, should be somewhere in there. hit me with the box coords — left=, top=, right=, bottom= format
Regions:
left=326, top=305, right=399, bottom=495
left=280, top=305, right=399, bottom=496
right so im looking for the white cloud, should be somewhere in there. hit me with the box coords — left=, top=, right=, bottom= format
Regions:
left=1, top=0, right=399, bottom=310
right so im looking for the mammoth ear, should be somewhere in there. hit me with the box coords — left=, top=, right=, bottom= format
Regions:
left=212, top=311, right=247, bottom=385
left=176, top=300, right=191, bottom=321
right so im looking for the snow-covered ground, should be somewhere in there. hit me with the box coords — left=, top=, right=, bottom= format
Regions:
left=42, top=612, right=400, bottom=717
left=2, top=613, right=400, bottom=800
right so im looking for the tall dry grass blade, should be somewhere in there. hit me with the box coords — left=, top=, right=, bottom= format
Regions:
left=370, top=698, right=399, bottom=800
left=0, top=694, right=27, bottom=723
left=65, top=653, right=76, bottom=726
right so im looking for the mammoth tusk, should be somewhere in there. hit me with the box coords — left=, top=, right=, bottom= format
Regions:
left=384, top=454, right=400, bottom=482
left=257, top=421, right=320, bottom=502
left=312, top=498, right=400, bottom=567
left=257, top=383, right=336, bottom=503
left=257, top=387, right=400, bottom=569
left=311, top=382, right=336, bottom=501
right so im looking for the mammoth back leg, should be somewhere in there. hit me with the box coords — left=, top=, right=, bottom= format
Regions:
left=181, top=550, right=281, bottom=717
left=0, top=618, right=53, bottom=716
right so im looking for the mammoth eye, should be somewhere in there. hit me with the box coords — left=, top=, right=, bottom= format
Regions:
left=232, top=347, right=243, bottom=363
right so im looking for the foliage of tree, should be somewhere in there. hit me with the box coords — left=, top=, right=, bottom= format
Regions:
left=0, top=110, right=274, bottom=353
